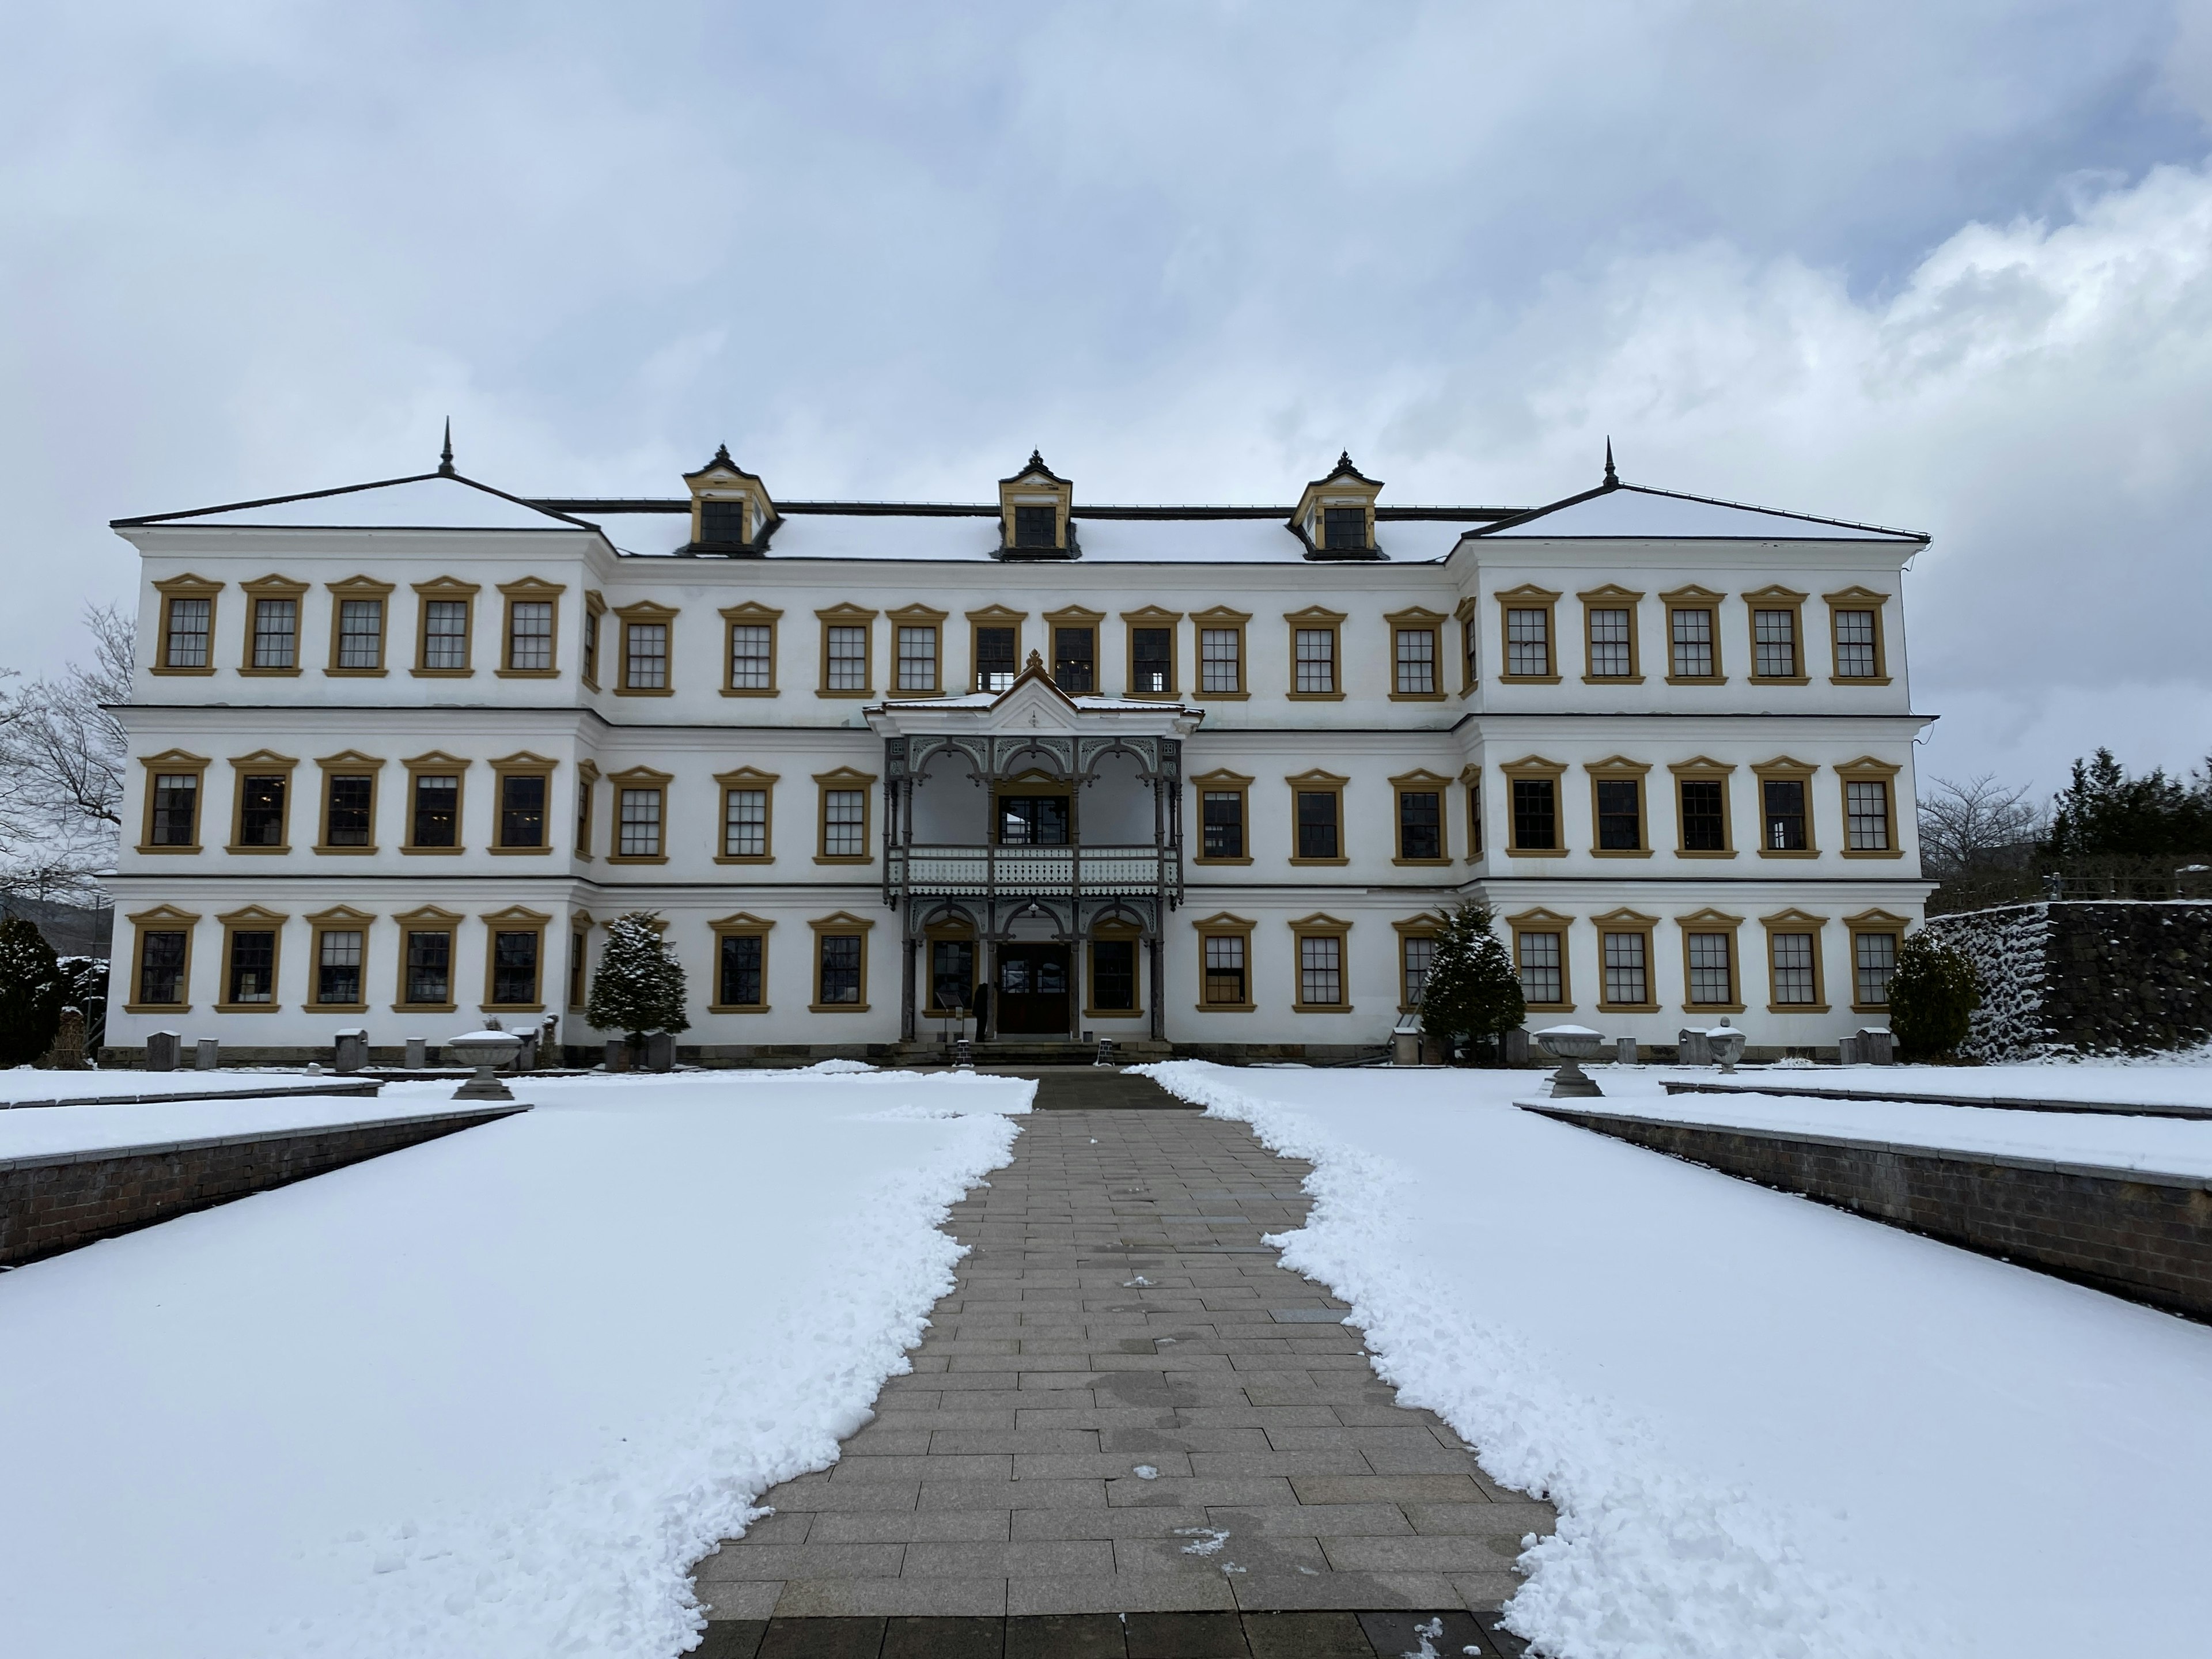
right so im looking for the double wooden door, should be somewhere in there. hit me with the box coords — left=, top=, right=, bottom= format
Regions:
left=996, top=945, right=1070, bottom=1035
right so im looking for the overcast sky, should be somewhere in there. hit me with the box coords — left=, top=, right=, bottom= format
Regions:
left=6, top=1, right=2211, bottom=798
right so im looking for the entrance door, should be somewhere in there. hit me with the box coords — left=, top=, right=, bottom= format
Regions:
left=996, top=945, right=1070, bottom=1035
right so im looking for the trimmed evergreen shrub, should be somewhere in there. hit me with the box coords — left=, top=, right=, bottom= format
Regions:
left=1887, top=930, right=1982, bottom=1059
left=585, top=912, right=692, bottom=1047
left=0, top=916, right=66, bottom=1067
left=1418, top=902, right=1527, bottom=1066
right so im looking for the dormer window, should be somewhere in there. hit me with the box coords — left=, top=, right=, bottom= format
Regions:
left=1323, top=507, right=1368, bottom=553
left=683, top=445, right=777, bottom=554
left=998, top=451, right=1075, bottom=557
left=1015, top=505, right=1056, bottom=549
left=1291, top=453, right=1382, bottom=559
left=701, top=500, right=748, bottom=546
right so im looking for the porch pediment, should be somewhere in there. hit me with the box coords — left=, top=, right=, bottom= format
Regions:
left=866, top=664, right=1202, bottom=740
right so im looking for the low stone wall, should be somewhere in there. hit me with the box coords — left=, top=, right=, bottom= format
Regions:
left=1927, top=901, right=2212, bottom=1060
left=1, top=1106, right=527, bottom=1268
left=1529, top=1105, right=2212, bottom=1320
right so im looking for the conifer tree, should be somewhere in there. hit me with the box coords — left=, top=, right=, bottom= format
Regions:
left=1418, top=902, right=1526, bottom=1065
left=1886, top=931, right=1980, bottom=1059
left=0, top=914, right=65, bottom=1067
left=585, top=912, right=691, bottom=1047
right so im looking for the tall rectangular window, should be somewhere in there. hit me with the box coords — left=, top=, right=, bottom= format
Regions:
left=150, top=774, right=199, bottom=846
left=1323, top=506, right=1366, bottom=551
left=1594, top=779, right=1641, bottom=851
left=164, top=597, right=211, bottom=668
left=1402, top=934, right=1435, bottom=1007
left=1680, top=779, right=1728, bottom=852
left=490, top=930, right=540, bottom=1006
left=1834, top=609, right=1879, bottom=677
left=423, top=600, right=470, bottom=671
left=1395, top=628, right=1436, bottom=695
left=411, top=774, right=459, bottom=848
left=1763, top=779, right=1808, bottom=851
left=1516, top=931, right=1562, bottom=1005
left=1294, top=629, right=1336, bottom=694
left=575, top=781, right=593, bottom=857
left=1687, top=934, right=1735, bottom=1005
left=1398, top=790, right=1441, bottom=860
left=138, top=931, right=188, bottom=1005
left=1854, top=932, right=1898, bottom=1006
left=1295, top=791, right=1339, bottom=860
left=1846, top=781, right=1891, bottom=850
left=316, top=930, right=363, bottom=1006
left=1602, top=933, right=1647, bottom=1006
left=897, top=626, right=938, bottom=692
left=336, top=599, right=384, bottom=669
left=724, top=788, right=767, bottom=858
left=1013, top=505, right=1056, bottom=548
left=1671, top=608, right=1715, bottom=678
left=928, top=938, right=974, bottom=1011
left=1753, top=609, right=1798, bottom=678
left=582, top=609, right=599, bottom=683
left=827, top=625, right=868, bottom=691
left=1132, top=627, right=1172, bottom=694
left=1468, top=782, right=1482, bottom=856
left=506, top=601, right=554, bottom=671
left=1510, top=777, right=1557, bottom=851
left=730, top=623, right=773, bottom=690
left=226, top=929, right=276, bottom=1005
left=1298, top=935, right=1343, bottom=1006
left=1090, top=939, right=1136, bottom=1011
left=1053, top=627, right=1094, bottom=694
left=570, top=934, right=588, bottom=1008
left=974, top=626, right=1016, bottom=692
left=1462, top=617, right=1479, bottom=687
left=701, top=500, right=747, bottom=546
left=1771, top=933, right=1817, bottom=1005
left=1201, top=791, right=1244, bottom=859
left=720, top=934, right=766, bottom=1007
left=1506, top=609, right=1550, bottom=677
left=499, top=774, right=546, bottom=849
left=236, top=775, right=287, bottom=847
left=1199, top=628, right=1241, bottom=694
left=624, top=622, right=668, bottom=690
left=251, top=598, right=297, bottom=669
left=823, top=789, right=866, bottom=858
left=1586, top=608, right=1633, bottom=677
left=1202, top=935, right=1247, bottom=1006
left=619, top=788, right=662, bottom=857
left=819, top=934, right=863, bottom=1003
left=403, top=929, right=452, bottom=1006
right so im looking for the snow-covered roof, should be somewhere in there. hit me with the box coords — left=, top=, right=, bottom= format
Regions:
left=114, top=473, right=597, bottom=532
left=1471, top=481, right=1925, bottom=543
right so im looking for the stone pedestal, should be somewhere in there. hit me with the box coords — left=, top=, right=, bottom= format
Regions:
left=643, top=1032, right=675, bottom=1073
left=404, top=1037, right=428, bottom=1069
left=334, top=1031, right=368, bottom=1074
left=1856, top=1027, right=1896, bottom=1065
left=194, top=1039, right=220, bottom=1071
left=605, top=1038, right=631, bottom=1073
left=1615, top=1036, right=1638, bottom=1065
left=145, top=1031, right=181, bottom=1073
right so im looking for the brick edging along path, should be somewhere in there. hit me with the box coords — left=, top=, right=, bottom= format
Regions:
left=690, top=1077, right=1554, bottom=1643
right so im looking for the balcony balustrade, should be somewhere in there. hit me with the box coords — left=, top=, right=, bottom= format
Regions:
left=886, top=843, right=1181, bottom=905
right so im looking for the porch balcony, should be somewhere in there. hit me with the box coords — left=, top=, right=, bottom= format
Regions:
left=886, top=843, right=1181, bottom=905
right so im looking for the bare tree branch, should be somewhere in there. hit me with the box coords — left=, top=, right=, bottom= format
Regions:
left=1916, top=772, right=2045, bottom=876
left=0, top=604, right=131, bottom=898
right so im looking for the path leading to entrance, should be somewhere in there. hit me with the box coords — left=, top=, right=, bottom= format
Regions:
left=689, top=1081, right=1554, bottom=1654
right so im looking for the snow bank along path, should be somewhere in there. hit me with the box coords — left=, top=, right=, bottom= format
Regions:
left=1137, top=1061, right=2212, bottom=1659
left=0, top=1067, right=1031, bottom=1659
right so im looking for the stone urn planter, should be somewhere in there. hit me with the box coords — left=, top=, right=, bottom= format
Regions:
left=1703, top=1021, right=1746, bottom=1073
left=446, top=1029, right=523, bottom=1100
left=1535, top=1024, right=1607, bottom=1098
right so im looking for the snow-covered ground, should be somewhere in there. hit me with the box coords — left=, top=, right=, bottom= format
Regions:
left=0, top=1068, right=1030, bottom=1659
left=1139, top=1061, right=2212, bottom=1659
left=0, top=1087, right=501, bottom=1160
left=1659, top=1054, right=2212, bottom=1112
left=0, top=1064, right=332, bottom=1105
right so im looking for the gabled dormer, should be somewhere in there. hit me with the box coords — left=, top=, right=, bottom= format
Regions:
left=683, top=445, right=778, bottom=555
left=997, top=451, right=1077, bottom=559
left=1290, top=453, right=1384, bottom=559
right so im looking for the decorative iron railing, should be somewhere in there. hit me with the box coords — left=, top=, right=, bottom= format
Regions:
left=886, top=843, right=1180, bottom=905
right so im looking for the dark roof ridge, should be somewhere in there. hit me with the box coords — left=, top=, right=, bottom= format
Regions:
left=1468, top=478, right=1928, bottom=543
left=113, top=471, right=601, bottom=531
left=533, top=498, right=1525, bottom=522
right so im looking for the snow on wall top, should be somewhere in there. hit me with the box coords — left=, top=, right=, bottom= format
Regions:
left=115, top=474, right=596, bottom=532
left=1476, top=482, right=1923, bottom=543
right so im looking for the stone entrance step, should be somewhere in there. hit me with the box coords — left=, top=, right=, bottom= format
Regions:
left=891, top=1039, right=1173, bottom=1068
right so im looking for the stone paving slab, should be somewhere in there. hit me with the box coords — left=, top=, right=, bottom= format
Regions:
left=694, top=1611, right=1533, bottom=1657
left=691, top=1088, right=1555, bottom=1635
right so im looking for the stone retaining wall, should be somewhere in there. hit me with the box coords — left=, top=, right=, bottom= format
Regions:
left=1, top=1106, right=527, bottom=1268
left=1529, top=1105, right=2212, bottom=1320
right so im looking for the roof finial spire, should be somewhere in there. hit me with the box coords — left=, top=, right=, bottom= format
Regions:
left=439, top=418, right=456, bottom=477
left=1336, top=449, right=1355, bottom=472
left=1026, top=448, right=1047, bottom=472
left=1602, top=437, right=1617, bottom=489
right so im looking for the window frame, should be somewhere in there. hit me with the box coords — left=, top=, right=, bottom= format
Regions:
left=137, top=749, right=211, bottom=854
left=1506, top=907, right=1574, bottom=1012
left=225, top=749, right=299, bottom=855
left=1584, top=757, right=1652, bottom=859
left=1284, top=606, right=1347, bottom=700
left=889, top=603, right=948, bottom=696
left=1384, top=606, right=1449, bottom=701
left=479, top=905, right=552, bottom=1013
left=1500, top=756, right=1568, bottom=857
left=567, top=915, right=592, bottom=1012
left=574, top=760, right=598, bottom=861
left=1455, top=596, right=1480, bottom=692
left=1576, top=585, right=1645, bottom=683
left=490, top=751, right=558, bottom=855
left=813, top=766, right=878, bottom=865
left=1661, top=585, right=1728, bottom=684
left=1389, top=768, right=1453, bottom=866
left=921, top=920, right=980, bottom=1017
left=1190, top=768, right=1254, bottom=866
left=809, top=911, right=875, bottom=1013
left=1121, top=607, right=1181, bottom=699
left=124, top=904, right=200, bottom=1013
left=495, top=577, right=565, bottom=679
left=713, top=766, right=779, bottom=864
left=305, top=904, right=374, bottom=1013
left=1751, top=756, right=1820, bottom=859
left=1191, top=605, right=1252, bottom=700
left=238, top=575, right=308, bottom=676
left=1678, top=908, right=1747, bottom=1014
left=411, top=578, right=480, bottom=677
left=1760, top=909, right=1830, bottom=1014
left=605, top=765, right=673, bottom=865
left=1464, top=770, right=1483, bottom=861
left=1193, top=912, right=1257, bottom=1012
left=1592, top=908, right=1660, bottom=1013
left=963, top=605, right=1027, bottom=695
left=719, top=601, right=782, bottom=697
left=1844, top=910, right=1910, bottom=1013
left=1393, top=917, right=1440, bottom=1013
left=1285, top=768, right=1350, bottom=866
left=710, top=912, right=776, bottom=1013
left=1667, top=757, right=1737, bottom=859
left=1838, top=756, right=1903, bottom=858
left=214, top=904, right=289, bottom=1013
left=612, top=600, right=677, bottom=697
left=391, top=904, right=464, bottom=1013
left=1044, top=605, right=1105, bottom=696
left=1495, top=584, right=1563, bottom=684
left=1082, top=919, right=1146, bottom=1021
left=816, top=603, right=879, bottom=698
left=151, top=574, right=222, bottom=676
left=1289, top=913, right=1354, bottom=1013
left=1824, top=587, right=1892, bottom=684
left=581, top=590, right=605, bottom=690
left=399, top=751, right=470, bottom=855
left=1743, top=585, right=1810, bottom=686
left=323, top=576, right=393, bottom=676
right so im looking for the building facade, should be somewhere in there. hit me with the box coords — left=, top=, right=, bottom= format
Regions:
left=101, top=445, right=1934, bottom=1063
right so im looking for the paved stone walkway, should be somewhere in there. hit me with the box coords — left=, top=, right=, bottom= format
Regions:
left=690, top=1077, right=1553, bottom=1651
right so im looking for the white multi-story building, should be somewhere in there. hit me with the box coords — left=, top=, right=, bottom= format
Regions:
left=101, top=442, right=1933, bottom=1063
